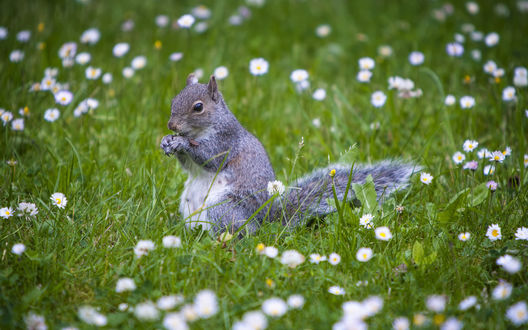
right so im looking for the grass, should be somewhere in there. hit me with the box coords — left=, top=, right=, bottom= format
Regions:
left=1, top=0, right=527, bottom=328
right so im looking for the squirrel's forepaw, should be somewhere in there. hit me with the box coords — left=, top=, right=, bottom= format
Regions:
left=161, top=134, right=179, bottom=155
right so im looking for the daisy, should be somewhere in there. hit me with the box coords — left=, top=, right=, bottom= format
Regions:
left=0, top=27, right=7, bottom=39
left=9, top=50, right=24, bottom=62
left=458, top=232, right=470, bottom=241
left=44, top=108, right=60, bottom=122
left=75, top=52, right=91, bottom=65
left=264, top=246, right=278, bottom=258
left=290, top=69, right=309, bottom=83
left=328, top=252, right=341, bottom=265
left=177, top=14, right=195, bottom=28
left=444, top=95, right=456, bottom=106
left=287, top=294, right=305, bottom=309
left=78, top=306, right=107, bottom=326
left=238, top=311, right=267, bottom=330
left=11, top=118, right=24, bottom=131
left=458, top=296, right=477, bottom=311
left=41, top=76, right=56, bottom=90
left=378, top=45, right=393, bottom=57
left=214, top=66, right=229, bottom=80
left=163, top=313, right=187, bottom=330
left=463, top=140, right=478, bottom=152
left=309, top=253, right=327, bottom=264
left=193, top=290, right=218, bottom=318
left=466, top=2, right=479, bottom=14
left=375, top=226, right=392, bottom=241
left=157, top=295, right=184, bottom=310
left=483, top=60, right=497, bottom=74
left=483, top=165, right=495, bottom=176
left=515, top=227, right=528, bottom=240
left=503, top=146, right=511, bottom=157
left=155, top=15, right=169, bottom=27
left=446, top=43, right=464, bottom=57
left=493, top=281, right=512, bottom=300
left=426, top=295, right=446, bottom=312
left=256, top=243, right=265, bottom=254
left=121, top=19, right=134, bottom=32
left=486, top=180, right=498, bottom=191
left=371, top=91, right=387, bottom=107
left=459, top=96, right=475, bottom=109
left=113, top=42, right=130, bottom=57
left=358, top=57, right=375, bottom=70
left=493, top=68, right=505, bottom=78
left=16, top=30, right=31, bottom=42
left=58, top=42, right=77, bottom=59
left=262, top=297, right=287, bottom=317
left=312, top=88, right=326, bottom=101
left=102, top=73, right=112, bottom=84
left=267, top=180, right=285, bottom=196
left=123, top=67, right=134, bottom=78
left=80, top=28, right=100, bottom=45
left=280, top=250, right=305, bottom=268
left=328, top=286, right=346, bottom=295
left=452, top=151, right=466, bottom=164
left=489, top=151, right=505, bottom=163
left=502, top=86, right=516, bottom=101
left=54, top=90, right=73, bottom=106
left=249, top=58, right=269, bottom=76
left=408, top=51, right=424, bottom=65
left=134, top=240, right=155, bottom=258
left=514, top=67, right=528, bottom=87
left=496, top=255, right=522, bottom=274
left=393, top=317, right=410, bottom=330
left=85, top=66, right=101, bottom=80
left=131, top=56, right=147, bottom=70
left=463, top=161, right=478, bottom=171
left=315, top=24, right=331, bottom=37
left=506, top=301, right=528, bottom=326
left=25, top=313, right=46, bottom=330
left=116, top=277, right=136, bottom=293
left=17, top=202, right=38, bottom=216
left=441, top=317, right=463, bottom=330
left=359, top=213, right=374, bottom=228
left=134, top=301, right=159, bottom=321
left=357, top=70, right=372, bottom=82
left=477, top=148, right=490, bottom=159
left=192, top=5, right=212, bottom=19
left=486, top=224, right=501, bottom=241
left=485, top=32, right=499, bottom=47
left=471, top=49, right=481, bottom=61
left=162, top=235, right=181, bottom=248
left=356, top=247, right=373, bottom=262
left=1, top=111, right=13, bottom=125
left=170, top=52, right=184, bottom=62
left=0, top=207, right=14, bottom=219
left=420, top=172, right=433, bottom=185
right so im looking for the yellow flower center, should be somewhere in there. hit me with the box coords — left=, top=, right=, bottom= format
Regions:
left=380, top=232, right=386, bottom=237
left=495, top=77, right=501, bottom=83
left=256, top=65, right=261, bottom=70
left=46, top=80, right=52, bottom=86
left=494, top=155, right=500, bottom=160
left=518, top=310, right=526, bottom=318
left=56, top=198, right=61, bottom=204
left=362, top=253, right=367, bottom=259
left=468, top=144, right=473, bottom=148
left=433, top=314, right=445, bottom=325
left=492, top=229, right=499, bottom=237
left=5, top=211, right=10, bottom=215
left=38, top=22, right=45, bottom=32
left=61, top=97, right=66, bottom=102
left=154, top=40, right=162, bottom=49
left=256, top=243, right=265, bottom=252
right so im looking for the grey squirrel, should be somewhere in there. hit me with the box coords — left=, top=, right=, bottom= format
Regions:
left=161, top=74, right=420, bottom=234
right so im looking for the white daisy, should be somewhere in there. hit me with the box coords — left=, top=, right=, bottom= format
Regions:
left=262, top=297, right=287, bottom=317
left=113, top=42, right=130, bottom=57
left=177, top=14, right=195, bottom=28
left=134, top=240, right=155, bottom=258
left=459, top=96, right=475, bottom=109
left=309, top=253, right=327, bottom=264
left=328, top=286, right=345, bottom=295
left=458, top=232, right=470, bottom=241
left=131, top=56, right=147, bottom=70
left=452, top=151, right=465, bottom=164
left=312, top=88, right=326, bottom=101
left=249, top=58, right=269, bottom=76
left=371, top=91, right=387, bottom=107
left=290, top=69, right=309, bottom=83
left=408, top=51, right=424, bottom=65
left=80, top=28, right=101, bottom=45
left=55, top=90, right=73, bottom=106
left=75, top=52, right=91, bottom=65
left=463, top=140, right=478, bottom=152
left=44, top=108, right=60, bottom=122
left=420, top=172, right=433, bottom=185
left=214, top=66, right=229, bottom=80
left=357, top=70, right=372, bottom=83
left=358, top=57, right=375, bottom=70
left=116, top=277, right=136, bottom=293
left=486, top=224, right=501, bottom=241
left=328, top=252, right=341, bottom=265
left=515, top=227, right=528, bottom=240
left=356, top=247, right=373, bottom=262
left=0, top=207, right=14, bottom=219
left=506, top=301, right=528, bottom=326
left=162, top=235, right=181, bottom=248
left=485, top=32, right=499, bottom=47
left=85, top=66, right=102, bottom=80
left=445, top=95, right=456, bottom=106
left=492, top=281, right=512, bottom=300
left=375, top=226, right=392, bottom=241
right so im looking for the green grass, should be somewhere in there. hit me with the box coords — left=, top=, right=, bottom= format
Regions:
left=1, top=0, right=527, bottom=328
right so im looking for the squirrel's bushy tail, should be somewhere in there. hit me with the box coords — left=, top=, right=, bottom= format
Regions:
left=274, top=161, right=421, bottom=227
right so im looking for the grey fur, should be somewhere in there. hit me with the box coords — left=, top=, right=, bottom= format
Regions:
left=161, top=75, right=421, bottom=235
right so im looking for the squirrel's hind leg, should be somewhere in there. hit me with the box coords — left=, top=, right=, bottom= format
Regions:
left=208, top=204, right=259, bottom=236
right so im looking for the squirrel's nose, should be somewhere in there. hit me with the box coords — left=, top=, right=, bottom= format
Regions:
left=167, top=119, right=179, bottom=132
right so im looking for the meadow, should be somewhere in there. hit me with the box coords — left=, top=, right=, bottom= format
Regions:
left=1, top=0, right=528, bottom=328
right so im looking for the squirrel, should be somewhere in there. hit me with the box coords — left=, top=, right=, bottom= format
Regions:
left=160, top=74, right=421, bottom=235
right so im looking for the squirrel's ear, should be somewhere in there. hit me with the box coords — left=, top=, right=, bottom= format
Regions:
left=207, top=75, right=219, bottom=102
left=186, top=73, right=198, bottom=86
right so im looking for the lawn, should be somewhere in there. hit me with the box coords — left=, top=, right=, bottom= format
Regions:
left=1, top=0, right=527, bottom=329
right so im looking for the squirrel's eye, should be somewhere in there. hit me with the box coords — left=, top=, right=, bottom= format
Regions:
left=193, top=102, right=204, bottom=112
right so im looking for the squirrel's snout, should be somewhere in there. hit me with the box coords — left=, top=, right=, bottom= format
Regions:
left=167, top=120, right=180, bottom=132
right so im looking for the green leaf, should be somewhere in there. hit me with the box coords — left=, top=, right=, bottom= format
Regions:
left=412, top=241, right=424, bottom=265
left=437, top=188, right=469, bottom=223
left=352, top=175, right=378, bottom=214
left=337, top=145, right=359, bottom=164
left=468, top=182, right=489, bottom=207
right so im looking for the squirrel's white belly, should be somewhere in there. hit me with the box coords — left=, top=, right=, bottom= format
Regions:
left=179, top=165, right=229, bottom=230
